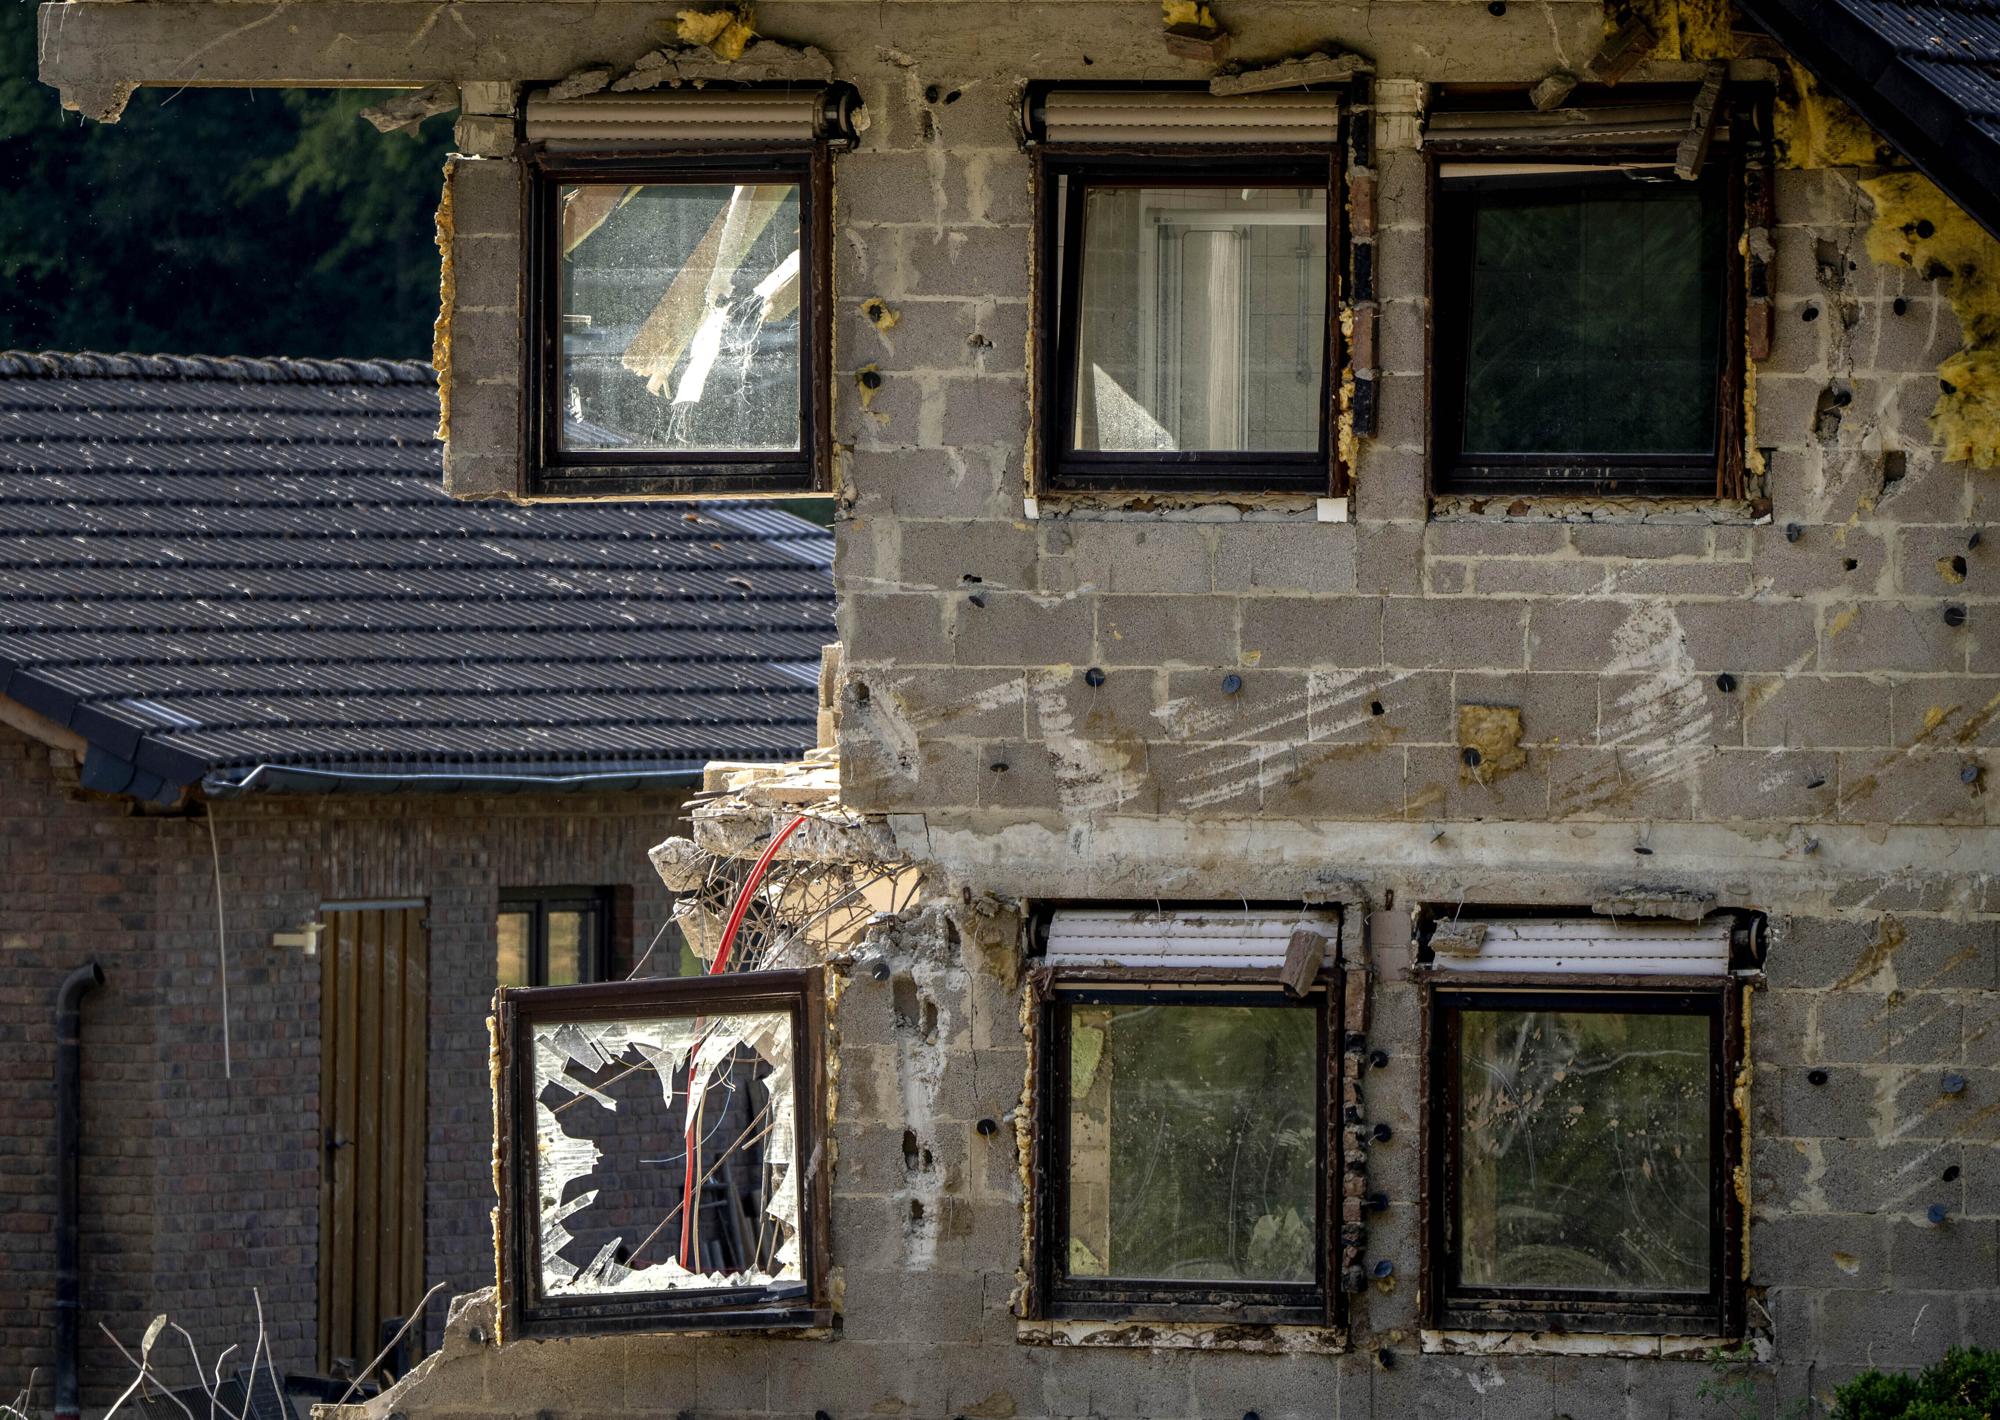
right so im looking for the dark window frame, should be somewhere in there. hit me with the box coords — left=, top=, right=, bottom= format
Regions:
left=1028, top=953, right=1343, bottom=1327
left=521, top=144, right=834, bottom=499
left=495, top=968, right=832, bottom=1338
left=498, top=885, right=613, bottom=987
left=1426, top=94, right=1751, bottom=500
left=1032, top=146, right=1347, bottom=497
left=1422, top=974, right=1746, bottom=1338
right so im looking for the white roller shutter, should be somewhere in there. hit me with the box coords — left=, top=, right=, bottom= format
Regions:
left=525, top=87, right=859, bottom=146
left=1044, top=908, right=1337, bottom=970
left=1430, top=917, right=1732, bottom=976
left=1034, top=89, right=1342, bottom=145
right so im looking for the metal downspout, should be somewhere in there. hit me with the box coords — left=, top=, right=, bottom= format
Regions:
left=54, top=961, right=104, bottom=1420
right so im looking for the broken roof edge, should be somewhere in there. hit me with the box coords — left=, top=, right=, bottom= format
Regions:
left=1735, top=0, right=2000, bottom=241
left=0, top=349, right=437, bottom=385
left=203, top=761, right=709, bottom=797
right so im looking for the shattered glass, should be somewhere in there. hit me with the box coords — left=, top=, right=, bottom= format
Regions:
left=558, top=182, right=803, bottom=454
left=1064, top=1001, right=1317, bottom=1284
left=1456, top=1008, right=1711, bottom=1292
left=530, top=1009, right=802, bottom=1298
left=1070, top=185, right=1326, bottom=455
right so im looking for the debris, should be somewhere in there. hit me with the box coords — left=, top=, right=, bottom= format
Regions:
left=1673, top=63, right=1727, bottom=179
left=611, top=38, right=836, bottom=91
left=1278, top=929, right=1327, bottom=996
left=1529, top=71, right=1579, bottom=111
left=1589, top=890, right=1716, bottom=920
left=1162, top=0, right=1230, bottom=60
left=676, top=5, right=758, bottom=61
left=1456, top=704, right=1527, bottom=785
left=359, top=83, right=459, bottom=136
left=1208, top=50, right=1368, bottom=97
left=1430, top=922, right=1489, bottom=957
left=1583, top=17, right=1659, bottom=83
left=544, top=66, right=615, bottom=102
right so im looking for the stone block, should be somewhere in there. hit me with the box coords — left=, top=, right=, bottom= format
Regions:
left=1160, top=668, right=1312, bottom=745
left=1470, top=558, right=1609, bottom=596
left=443, top=154, right=520, bottom=238
left=1837, top=747, right=1988, bottom=825
left=1695, top=748, right=1839, bottom=822
left=1890, top=676, right=2000, bottom=748
left=841, top=591, right=955, bottom=666
left=1406, top=744, right=1548, bottom=821
left=1675, top=600, right=1822, bottom=672
left=1753, top=525, right=1891, bottom=598
left=1888, top=1216, right=2000, bottom=1291
left=1240, top=595, right=1383, bottom=669
left=1212, top=523, right=1360, bottom=596
left=953, top=592, right=1092, bottom=667
left=1452, top=671, right=1600, bottom=746
left=899, top=517, right=1039, bottom=590
left=1260, top=741, right=1407, bottom=820
left=1821, top=599, right=1968, bottom=675
left=1153, top=740, right=1268, bottom=815
left=901, top=225, right=1031, bottom=299
left=1054, top=521, right=1216, bottom=595
left=1356, top=519, right=1426, bottom=595
left=1383, top=596, right=1526, bottom=670
left=1545, top=747, right=1697, bottom=822
left=940, top=372, right=1031, bottom=449
left=1743, top=675, right=1894, bottom=748
left=1313, top=667, right=1453, bottom=744
left=1097, top=594, right=1238, bottom=667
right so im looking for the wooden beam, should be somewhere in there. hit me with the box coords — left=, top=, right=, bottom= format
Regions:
left=0, top=693, right=86, bottom=759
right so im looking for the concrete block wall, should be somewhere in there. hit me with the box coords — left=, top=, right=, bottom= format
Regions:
left=0, top=719, right=687, bottom=1409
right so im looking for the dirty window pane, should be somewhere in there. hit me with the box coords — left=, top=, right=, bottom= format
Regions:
left=531, top=1010, right=802, bottom=1298
left=1457, top=180, right=1721, bottom=456
left=497, top=910, right=531, bottom=989
left=1071, top=185, right=1326, bottom=454
left=1457, top=1009, right=1711, bottom=1291
left=1066, top=1002, right=1317, bottom=1283
left=546, top=909, right=587, bottom=987
left=559, top=182, right=803, bottom=454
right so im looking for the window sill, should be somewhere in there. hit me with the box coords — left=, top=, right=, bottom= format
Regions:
left=1420, top=1329, right=1755, bottom=1360
left=1025, top=493, right=1347, bottom=523
left=1018, top=1318, right=1345, bottom=1354
left=1428, top=493, right=1770, bottom=525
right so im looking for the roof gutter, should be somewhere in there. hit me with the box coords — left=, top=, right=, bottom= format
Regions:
left=202, top=762, right=711, bottom=797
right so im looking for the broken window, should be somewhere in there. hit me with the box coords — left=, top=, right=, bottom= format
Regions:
left=498, top=886, right=611, bottom=988
left=496, top=970, right=828, bottom=1336
left=1427, top=86, right=1756, bottom=497
left=1421, top=914, right=1748, bottom=1337
left=522, top=87, right=858, bottom=497
left=1032, top=148, right=1344, bottom=498
left=1031, top=908, right=1339, bottom=1324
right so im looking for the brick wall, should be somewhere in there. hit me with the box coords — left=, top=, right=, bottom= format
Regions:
left=0, top=720, right=687, bottom=1407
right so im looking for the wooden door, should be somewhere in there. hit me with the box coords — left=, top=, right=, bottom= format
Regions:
left=317, top=904, right=429, bottom=1374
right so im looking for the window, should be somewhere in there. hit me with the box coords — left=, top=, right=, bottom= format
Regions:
left=522, top=87, right=857, bottom=497
left=1030, top=908, right=1339, bottom=1325
left=495, top=969, right=829, bottom=1336
left=498, top=887, right=611, bottom=988
left=1028, top=89, right=1344, bottom=495
left=1422, top=915, right=1749, bottom=1338
left=1428, top=88, right=1752, bottom=497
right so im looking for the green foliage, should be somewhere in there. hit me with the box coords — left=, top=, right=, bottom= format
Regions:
left=1833, top=1347, right=2000, bottom=1420
left=0, top=1, right=449, bottom=358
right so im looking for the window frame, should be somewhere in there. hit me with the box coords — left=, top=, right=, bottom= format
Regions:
left=1425, top=93, right=1749, bottom=501
left=1029, top=964, right=1341, bottom=1326
left=494, top=968, right=832, bottom=1338
left=521, top=144, right=833, bottom=499
left=498, top=885, right=613, bottom=987
left=1422, top=973, right=1745, bottom=1338
left=1032, top=147, right=1347, bottom=497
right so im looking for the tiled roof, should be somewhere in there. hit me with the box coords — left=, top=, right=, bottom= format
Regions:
left=1741, top=0, right=2000, bottom=238
left=0, top=352, right=834, bottom=800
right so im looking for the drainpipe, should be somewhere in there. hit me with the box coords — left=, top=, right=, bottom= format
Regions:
left=54, top=961, right=103, bottom=1420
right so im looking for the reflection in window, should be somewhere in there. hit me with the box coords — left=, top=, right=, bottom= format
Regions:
left=1063, top=999, right=1317, bottom=1285
left=499, top=888, right=610, bottom=987
left=1456, top=1008, right=1711, bottom=1292
left=558, top=182, right=803, bottom=454
left=531, top=1010, right=800, bottom=1297
left=1457, top=180, right=1721, bottom=457
left=1071, top=185, right=1326, bottom=455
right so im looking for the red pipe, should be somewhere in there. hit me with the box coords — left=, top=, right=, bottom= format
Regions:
left=678, top=814, right=808, bottom=1270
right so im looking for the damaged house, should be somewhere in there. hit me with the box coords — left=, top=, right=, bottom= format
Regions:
left=0, top=352, right=834, bottom=1413
left=28, top=0, right=2000, bottom=1412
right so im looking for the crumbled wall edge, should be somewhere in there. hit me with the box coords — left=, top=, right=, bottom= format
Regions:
left=432, top=166, right=456, bottom=446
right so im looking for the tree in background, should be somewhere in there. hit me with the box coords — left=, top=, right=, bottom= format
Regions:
left=0, top=2, right=450, bottom=360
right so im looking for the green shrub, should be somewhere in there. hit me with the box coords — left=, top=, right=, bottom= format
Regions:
left=1833, top=1346, right=2000, bottom=1419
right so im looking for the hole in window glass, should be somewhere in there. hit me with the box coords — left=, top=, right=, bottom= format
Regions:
left=1070, top=185, right=1326, bottom=455
left=558, top=182, right=803, bottom=454
left=1456, top=1007, right=1710, bottom=1292
left=1455, top=179, right=1722, bottom=458
left=1064, top=1001, right=1317, bottom=1284
left=531, top=1009, right=802, bottom=1298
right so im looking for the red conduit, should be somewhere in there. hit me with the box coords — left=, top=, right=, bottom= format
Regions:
left=679, top=813, right=809, bottom=1270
